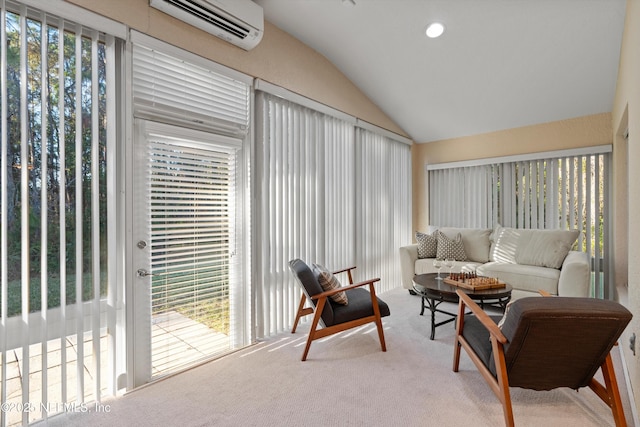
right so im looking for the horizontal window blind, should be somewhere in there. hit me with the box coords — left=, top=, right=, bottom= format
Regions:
left=147, top=135, right=241, bottom=374
left=132, top=44, right=250, bottom=137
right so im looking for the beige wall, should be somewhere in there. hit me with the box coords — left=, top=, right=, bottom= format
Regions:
left=66, top=0, right=408, bottom=138
left=613, top=0, right=640, bottom=414
left=411, top=113, right=612, bottom=233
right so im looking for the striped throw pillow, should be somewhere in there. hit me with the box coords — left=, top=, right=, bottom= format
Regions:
left=313, top=263, right=349, bottom=305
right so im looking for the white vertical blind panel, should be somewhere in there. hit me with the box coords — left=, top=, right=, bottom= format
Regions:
left=586, top=156, right=593, bottom=257
left=0, top=3, right=6, bottom=424
left=57, top=19, right=69, bottom=407
left=570, top=159, right=576, bottom=238
left=578, top=157, right=584, bottom=248
left=595, top=155, right=602, bottom=296
left=74, top=24, right=85, bottom=404
left=19, top=9, right=29, bottom=425
left=104, top=33, right=119, bottom=397
left=531, top=161, right=538, bottom=228
left=90, top=32, right=102, bottom=403
left=39, top=13, right=50, bottom=417
left=547, top=159, right=557, bottom=228
left=132, top=44, right=249, bottom=137
left=323, top=117, right=355, bottom=270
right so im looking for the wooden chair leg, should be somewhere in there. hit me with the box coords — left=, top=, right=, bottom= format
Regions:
left=374, top=316, right=386, bottom=352
left=492, top=340, right=515, bottom=427
left=369, top=283, right=387, bottom=352
left=301, top=297, right=327, bottom=361
left=292, top=294, right=308, bottom=333
left=452, top=298, right=466, bottom=372
left=589, top=353, right=627, bottom=427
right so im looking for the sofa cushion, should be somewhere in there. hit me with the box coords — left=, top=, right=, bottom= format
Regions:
left=312, top=264, right=348, bottom=305
left=515, top=229, right=579, bottom=269
left=489, top=225, right=520, bottom=264
left=477, top=262, right=560, bottom=296
left=490, top=225, right=579, bottom=269
left=436, top=231, right=467, bottom=261
left=415, top=231, right=437, bottom=259
left=439, top=227, right=491, bottom=263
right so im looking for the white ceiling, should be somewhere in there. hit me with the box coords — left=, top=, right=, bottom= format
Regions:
left=254, top=0, right=627, bottom=143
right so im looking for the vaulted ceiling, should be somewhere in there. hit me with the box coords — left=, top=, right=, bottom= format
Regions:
left=255, top=0, right=626, bottom=143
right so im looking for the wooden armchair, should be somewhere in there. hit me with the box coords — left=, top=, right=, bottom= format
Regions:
left=453, top=289, right=632, bottom=426
left=288, top=258, right=390, bottom=361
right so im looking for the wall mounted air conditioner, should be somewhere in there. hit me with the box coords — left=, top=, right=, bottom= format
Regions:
left=150, top=0, right=264, bottom=51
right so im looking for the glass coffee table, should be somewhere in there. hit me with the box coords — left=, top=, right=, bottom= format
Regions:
left=412, top=273, right=512, bottom=340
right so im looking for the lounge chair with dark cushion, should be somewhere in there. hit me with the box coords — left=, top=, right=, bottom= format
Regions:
left=453, top=289, right=632, bottom=426
left=288, top=258, right=390, bottom=361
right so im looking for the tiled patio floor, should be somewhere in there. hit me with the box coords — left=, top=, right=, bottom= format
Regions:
left=3, top=311, right=228, bottom=426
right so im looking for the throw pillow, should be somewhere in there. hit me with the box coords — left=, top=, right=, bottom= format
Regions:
left=435, top=230, right=467, bottom=261
left=438, top=227, right=492, bottom=263
left=415, top=231, right=437, bottom=259
left=489, top=224, right=519, bottom=264
left=312, top=263, right=349, bottom=305
left=515, top=229, right=580, bottom=269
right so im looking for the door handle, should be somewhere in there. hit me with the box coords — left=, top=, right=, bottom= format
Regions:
left=137, top=269, right=155, bottom=278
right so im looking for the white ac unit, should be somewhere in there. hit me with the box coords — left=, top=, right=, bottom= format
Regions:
left=150, top=0, right=264, bottom=51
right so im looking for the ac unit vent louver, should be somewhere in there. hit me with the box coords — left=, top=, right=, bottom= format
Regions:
left=150, top=0, right=264, bottom=50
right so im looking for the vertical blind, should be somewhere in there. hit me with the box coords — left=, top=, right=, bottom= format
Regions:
left=255, top=91, right=411, bottom=338
left=0, top=3, right=117, bottom=426
left=429, top=151, right=610, bottom=298
left=255, top=94, right=355, bottom=336
left=355, top=128, right=412, bottom=293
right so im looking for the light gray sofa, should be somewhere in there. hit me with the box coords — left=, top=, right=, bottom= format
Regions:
left=399, top=226, right=591, bottom=300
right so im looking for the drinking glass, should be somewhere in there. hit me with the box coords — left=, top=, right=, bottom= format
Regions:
left=444, top=258, right=455, bottom=277
left=433, top=258, right=443, bottom=280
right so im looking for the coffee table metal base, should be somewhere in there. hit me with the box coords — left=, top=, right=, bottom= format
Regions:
left=420, top=294, right=458, bottom=340
left=412, top=273, right=512, bottom=340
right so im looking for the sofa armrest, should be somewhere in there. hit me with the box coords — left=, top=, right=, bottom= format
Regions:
left=399, top=244, right=419, bottom=289
left=558, top=251, right=590, bottom=297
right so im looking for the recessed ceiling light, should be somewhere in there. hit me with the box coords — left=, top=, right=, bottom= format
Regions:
left=426, top=22, right=445, bottom=38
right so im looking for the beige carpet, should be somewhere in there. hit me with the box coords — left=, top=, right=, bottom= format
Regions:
left=47, top=287, right=636, bottom=427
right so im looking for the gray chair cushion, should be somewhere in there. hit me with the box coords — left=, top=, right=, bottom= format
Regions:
left=331, top=288, right=390, bottom=325
left=461, top=315, right=502, bottom=374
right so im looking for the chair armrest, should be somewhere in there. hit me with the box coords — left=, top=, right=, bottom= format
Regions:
left=456, top=290, right=507, bottom=344
left=558, top=250, right=590, bottom=297
left=311, top=278, right=381, bottom=300
left=399, top=244, right=419, bottom=289
left=332, top=266, right=357, bottom=284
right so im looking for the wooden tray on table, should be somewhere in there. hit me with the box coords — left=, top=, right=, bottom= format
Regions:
left=444, top=275, right=506, bottom=290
